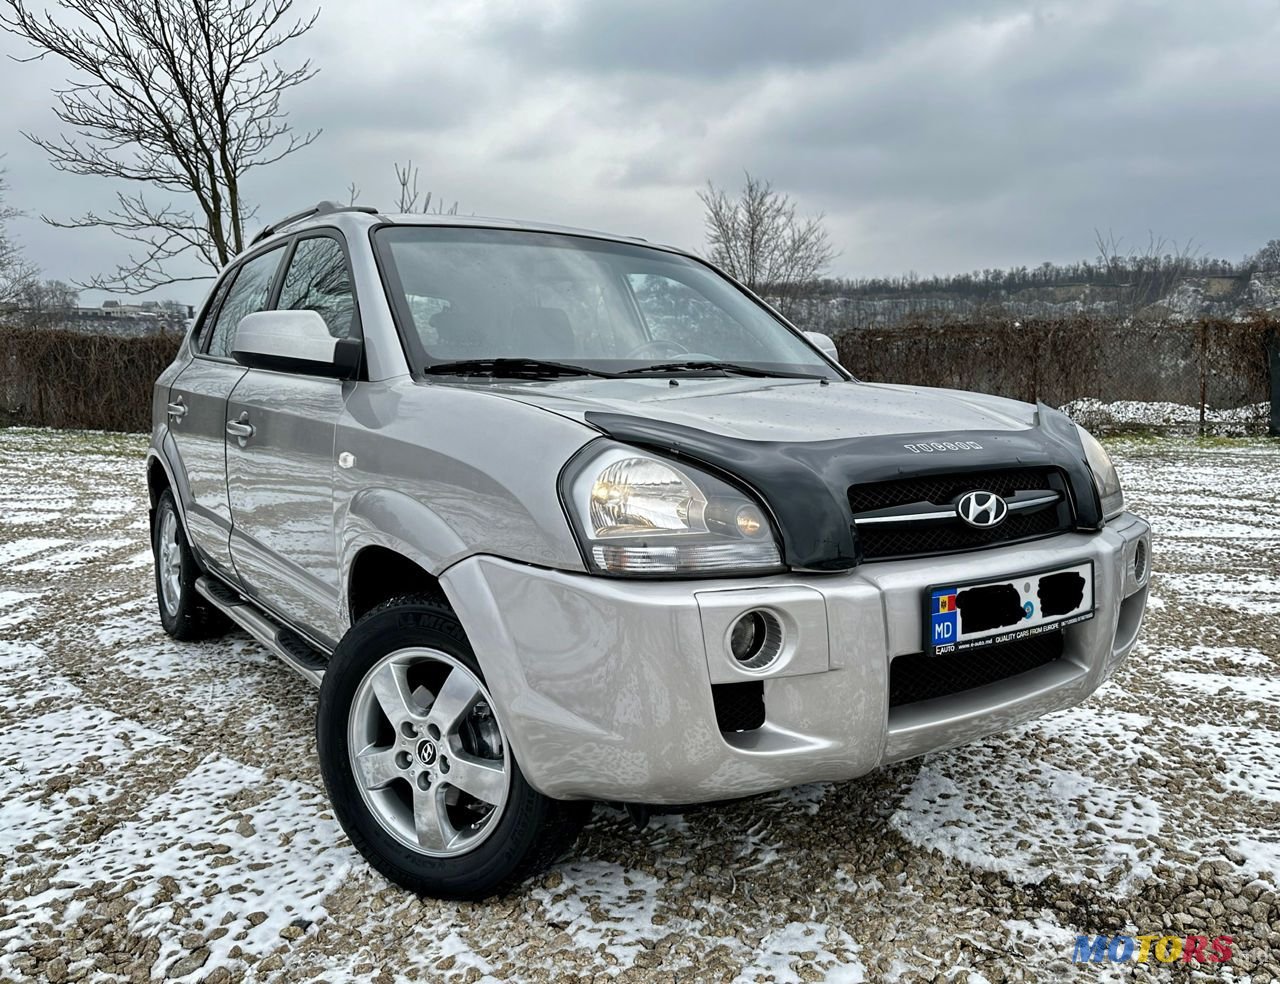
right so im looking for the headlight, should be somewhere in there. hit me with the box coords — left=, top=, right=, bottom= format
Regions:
left=1076, top=425, right=1124, bottom=521
left=561, top=444, right=783, bottom=575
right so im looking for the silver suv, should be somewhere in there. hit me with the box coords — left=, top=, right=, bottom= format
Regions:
left=148, top=202, right=1151, bottom=898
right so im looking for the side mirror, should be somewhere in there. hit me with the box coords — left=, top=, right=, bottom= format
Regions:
left=803, top=330, right=841, bottom=365
left=232, top=310, right=361, bottom=379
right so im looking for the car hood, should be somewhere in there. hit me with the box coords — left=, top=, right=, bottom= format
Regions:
left=439, top=375, right=1097, bottom=572
left=466, top=377, right=1038, bottom=440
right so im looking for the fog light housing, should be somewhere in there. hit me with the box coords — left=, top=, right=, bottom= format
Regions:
left=727, top=609, right=783, bottom=671
left=1134, top=540, right=1148, bottom=583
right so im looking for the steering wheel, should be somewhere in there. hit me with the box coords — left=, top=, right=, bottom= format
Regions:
left=625, top=338, right=689, bottom=360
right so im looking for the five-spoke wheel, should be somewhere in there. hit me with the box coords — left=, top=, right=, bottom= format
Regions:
left=349, top=648, right=510, bottom=856
left=318, top=594, right=590, bottom=898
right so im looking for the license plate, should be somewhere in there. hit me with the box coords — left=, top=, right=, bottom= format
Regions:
left=925, top=561, right=1094, bottom=655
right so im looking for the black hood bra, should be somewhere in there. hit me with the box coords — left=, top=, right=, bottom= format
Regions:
left=584, top=403, right=1102, bottom=571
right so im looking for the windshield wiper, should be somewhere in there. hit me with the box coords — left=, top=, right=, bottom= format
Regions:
left=619, top=360, right=824, bottom=379
left=424, top=358, right=616, bottom=379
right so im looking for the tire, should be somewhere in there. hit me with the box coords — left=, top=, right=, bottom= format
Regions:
left=317, top=594, right=590, bottom=899
left=151, top=489, right=230, bottom=641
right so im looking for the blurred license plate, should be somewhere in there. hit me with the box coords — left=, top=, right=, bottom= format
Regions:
left=925, top=561, right=1094, bottom=655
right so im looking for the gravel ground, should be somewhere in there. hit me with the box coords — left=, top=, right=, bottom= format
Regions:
left=0, top=427, right=1277, bottom=983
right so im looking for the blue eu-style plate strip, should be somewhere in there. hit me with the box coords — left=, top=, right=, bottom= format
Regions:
left=930, top=587, right=958, bottom=649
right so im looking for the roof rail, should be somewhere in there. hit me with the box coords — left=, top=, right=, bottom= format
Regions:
left=250, top=201, right=380, bottom=245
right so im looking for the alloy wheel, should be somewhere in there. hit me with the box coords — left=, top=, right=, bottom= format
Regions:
left=347, top=647, right=511, bottom=857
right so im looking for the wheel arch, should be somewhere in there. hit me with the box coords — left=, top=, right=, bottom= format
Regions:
left=146, top=450, right=171, bottom=509
left=145, top=444, right=196, bottom=545
left=339, top=486, right=471, bottom=629
left=346, top=544, right=451, bottom=623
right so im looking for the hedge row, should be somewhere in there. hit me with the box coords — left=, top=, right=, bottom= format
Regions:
left=1, top=315, right=1275, bottom=433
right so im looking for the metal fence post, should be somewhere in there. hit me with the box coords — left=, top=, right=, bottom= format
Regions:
left=1269, top=327, right=1280, bottom=438
left=1198, top=322, right=1208, bottom=438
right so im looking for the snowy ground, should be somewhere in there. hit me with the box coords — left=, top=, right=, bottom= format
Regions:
left=1060, top=398, right=1271, bottom=437
left=0, top=427, right=1277, bottom=983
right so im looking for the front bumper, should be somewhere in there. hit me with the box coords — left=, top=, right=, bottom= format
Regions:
left=441, top=514, right=1151, bottom=804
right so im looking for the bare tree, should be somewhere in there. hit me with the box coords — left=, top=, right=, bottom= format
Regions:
left=16, top=278, right=79, bottom=312
left=1, top=0, right=320, bottom=293
left=1251, top=238, right=1280, bottom=272
left=0, top=165, right=40, bottom=307
left=1093, top=229, right=1200, bottom=316
left=392, top=160, right=458, bottom=215
left=698, top=172, right=835, bottom=299
left=343, top=161, right=459, bottom=215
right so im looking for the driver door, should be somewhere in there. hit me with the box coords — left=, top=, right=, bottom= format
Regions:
left=225, top=232, right=359, bottom=647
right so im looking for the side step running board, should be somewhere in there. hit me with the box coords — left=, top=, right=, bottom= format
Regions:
left=194, top=575, right=328, bottom=688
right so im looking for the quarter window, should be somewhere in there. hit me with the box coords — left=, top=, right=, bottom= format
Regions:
left=193, top=271, right=236, bottom=351
left=277, top=236, right=357, bottom=339
left=205, top=246, right=285, bottom=359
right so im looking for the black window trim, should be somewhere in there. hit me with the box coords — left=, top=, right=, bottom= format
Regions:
left=193, top=226, right=365, bottom=380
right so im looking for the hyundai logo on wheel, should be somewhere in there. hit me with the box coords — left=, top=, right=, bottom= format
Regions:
left=956, top=490, right=1009, bottom=528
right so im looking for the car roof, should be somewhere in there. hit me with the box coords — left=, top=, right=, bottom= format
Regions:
left=384, top=212, right=652, bottom=243
left=248, top=204, right=689, bottom=259
left=245, top=199, right=686, bottom=249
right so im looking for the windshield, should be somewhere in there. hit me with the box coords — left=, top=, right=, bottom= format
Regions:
left=374, top=226, right=840, bottom=378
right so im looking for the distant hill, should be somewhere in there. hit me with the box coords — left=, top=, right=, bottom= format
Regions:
left=776, top=264, right=1280, bottom=333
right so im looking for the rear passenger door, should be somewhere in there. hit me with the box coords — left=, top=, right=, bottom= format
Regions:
left=167, top=245, right=286, bottom=576
left=225, top=232, right=360, bottom=647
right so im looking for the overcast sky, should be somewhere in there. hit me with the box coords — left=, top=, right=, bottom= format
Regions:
left=2, top=0, right=1279, bottom=306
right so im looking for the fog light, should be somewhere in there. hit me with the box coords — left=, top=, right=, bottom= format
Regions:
left=727, top=609, right=783, bottom=671
left=1134, top=540, right=1148, bottom=583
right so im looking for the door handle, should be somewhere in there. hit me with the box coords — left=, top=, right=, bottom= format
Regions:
left=166, top=398, right=187, bottom=421
left=226, top=412, right=255, bottom=446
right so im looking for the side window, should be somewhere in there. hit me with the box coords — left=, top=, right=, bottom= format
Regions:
left=205, top=246, right=286, bottom=359
left=277, top=236, right=356, bottom=339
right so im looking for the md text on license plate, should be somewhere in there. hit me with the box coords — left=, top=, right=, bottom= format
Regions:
left=927, top=561, right=1095, bottom=655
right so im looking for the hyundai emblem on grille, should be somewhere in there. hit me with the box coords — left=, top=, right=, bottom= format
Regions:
left=956, top=490, right=1009, bottom=528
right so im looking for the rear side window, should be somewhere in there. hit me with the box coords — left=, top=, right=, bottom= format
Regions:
left=277, top=236, right=357, bottom=339
left=205, top=246, right=285, bottom=359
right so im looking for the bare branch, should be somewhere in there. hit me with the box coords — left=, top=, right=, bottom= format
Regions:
left=394, top=160, right=419, bottom=212
left=1, top=0, right=320, bottom=292
left=389, top=160, right=458, bottom=215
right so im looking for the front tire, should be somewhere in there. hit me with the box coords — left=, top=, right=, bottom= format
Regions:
left=151, top=489, right=229, bottom=641
left=317, top=595, right=590, bottom=899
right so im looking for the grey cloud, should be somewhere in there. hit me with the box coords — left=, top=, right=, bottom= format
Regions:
left=485, top=0, right=1024, bottom=78
left=1, top=0, right=1278, bottom=305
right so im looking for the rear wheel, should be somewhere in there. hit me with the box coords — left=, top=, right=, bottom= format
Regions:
left=151, top=489, right=229, bottom=640
left=317, top=595, right=590, bottom=898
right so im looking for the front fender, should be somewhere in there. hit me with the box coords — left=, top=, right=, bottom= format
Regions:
left=336, top=486, right=471, bottom=625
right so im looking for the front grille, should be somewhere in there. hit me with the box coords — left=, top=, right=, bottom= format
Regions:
left=888, top=631, right=1065, bottom=707
left=712, top=681, right=765, bottom=732
left=850, top=468, right=1072, bottom=561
